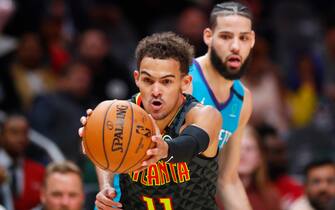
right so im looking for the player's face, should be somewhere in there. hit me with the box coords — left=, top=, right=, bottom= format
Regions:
left=41, top=173, right=84, bottom=210
left=134, top=57, right=191, bottom=120
left=204, top=15, right=255, bottom=80
left=306, top=165, right=335, bottom=210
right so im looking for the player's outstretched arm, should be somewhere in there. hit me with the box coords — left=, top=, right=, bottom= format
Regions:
left=140, top=105, right=221, bottom=168
left=216, top=89, right=253, bottom=210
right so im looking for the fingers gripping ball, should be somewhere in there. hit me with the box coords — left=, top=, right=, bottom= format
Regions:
left=83, top=100, right=155, bottom=173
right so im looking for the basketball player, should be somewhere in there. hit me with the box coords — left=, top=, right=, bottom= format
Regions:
left=79, top=32, right=222, bottom=209
left=187, top=2, right=255, bottom=210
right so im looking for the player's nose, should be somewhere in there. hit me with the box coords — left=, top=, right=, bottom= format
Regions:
left=151, top=83, right=162, bottom=97
left=230, top=38, right=240, bottom=53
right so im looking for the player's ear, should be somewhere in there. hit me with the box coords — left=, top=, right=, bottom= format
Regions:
left=203, top=28, right=213, bottom=47
left=181, top=74, right=192, bottom=92
left=134, top=70, right=140, bottom=87
left=250, top=30, right=256, bottom=48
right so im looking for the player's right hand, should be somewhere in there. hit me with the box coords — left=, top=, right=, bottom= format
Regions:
left=78, top=109, right=93, bottom=138
left=95, top=187, right=123, bottom=210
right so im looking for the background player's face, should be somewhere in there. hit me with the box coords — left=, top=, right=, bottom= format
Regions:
left=305, top=165, right=335, bottom=210
left=41, top=172, right=84, bottom=210
left=134, top=57, right=190, bottom=120
left=204, top=15, right=255, bottom=80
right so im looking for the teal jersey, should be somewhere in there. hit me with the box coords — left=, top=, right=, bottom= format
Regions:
left=189, top=60, right=245, bottom=148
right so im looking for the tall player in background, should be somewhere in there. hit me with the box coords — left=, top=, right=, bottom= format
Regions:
left=187, top=2, right=255, bottom=209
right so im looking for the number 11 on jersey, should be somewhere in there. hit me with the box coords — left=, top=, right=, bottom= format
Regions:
left=142, top=195, right=173, bottom=210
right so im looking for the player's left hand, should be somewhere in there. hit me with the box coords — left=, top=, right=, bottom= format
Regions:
left=136, top=114, right=168, bottom=171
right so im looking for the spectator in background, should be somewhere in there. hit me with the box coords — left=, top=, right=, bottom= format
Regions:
left=77, top=29, right=137, bottom=101
left=29, top=61, right=96, bottom=165
left=285, top=53, right=319, bottom=128
left=176, top=6, right=208, bottom=57
left=149, top=6, right=208, bottom=57
left=8, top=33, right=55, bottom=111
left=243, top=36, right=289, bottom=136
left=257, top=123, right=303, bottom=210
left=0, top=113, right=45, bottom=210
left=87, top=0, right=138, bottom=69
left=289, top=159, right=335, bottom=210
left=33, top=161, right=85, bottom=210
left=322, top=25, right=335, bottom=102
left=218, top=125, right=282, bottom=210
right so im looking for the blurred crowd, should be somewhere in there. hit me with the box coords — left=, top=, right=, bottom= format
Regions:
left=0, top=0, right=334, bottom=210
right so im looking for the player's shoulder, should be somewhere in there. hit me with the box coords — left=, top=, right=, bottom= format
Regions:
left=238, top=81, right=253, bottom=124
left=188, top=102, right=222, bottom=123
left=234, top=80, right=252, bottom=103
left=240, top=82, right=252, bottom=104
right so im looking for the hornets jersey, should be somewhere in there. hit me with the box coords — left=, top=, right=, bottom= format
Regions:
left=189, top=60, right=245, bottom=148
left=118, top=93, right=218, bottom=210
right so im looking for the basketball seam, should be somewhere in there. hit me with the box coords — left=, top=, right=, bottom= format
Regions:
left=113, top=101, right=134, bottom=172
left=121, top=141, right=154, bottom=173
left=84, top=101, right=116, bottom=170
left=103, top=102, right=117, bottom=169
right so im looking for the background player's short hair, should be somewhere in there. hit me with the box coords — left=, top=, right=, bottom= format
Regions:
left=135, top=32, right=194, bottom=75
left=209, top=1, right=253, bottom=29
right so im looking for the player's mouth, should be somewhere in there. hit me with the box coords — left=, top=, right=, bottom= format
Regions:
left=227, top=55, right=241, bottom=69
left=150, top=99, right=163, bottom=111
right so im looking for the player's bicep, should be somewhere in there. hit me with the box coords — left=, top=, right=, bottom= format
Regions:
left=192, top=106, right=222, bottom=156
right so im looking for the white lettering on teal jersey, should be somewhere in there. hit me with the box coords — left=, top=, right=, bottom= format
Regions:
left=218, top=129, right=232, bottom=148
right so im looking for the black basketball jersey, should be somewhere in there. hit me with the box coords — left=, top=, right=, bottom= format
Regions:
left=119, top=93, right=218, bottom=210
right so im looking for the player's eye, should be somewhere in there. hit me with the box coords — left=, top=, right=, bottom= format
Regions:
left=220, top=34, right=232, bottom=40
left=142, top=77, right=153, bottom=84
left=161, top=79, right=172, bottom=85
left=240, top=35, right=250, bottom=41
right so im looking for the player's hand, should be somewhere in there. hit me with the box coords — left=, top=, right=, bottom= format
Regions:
left=78, top=109, right=93, bottom=138
left=78, top=109, right=93, bottom=154
left=138, top=114, right=168, bottom=170
left=95, top=186, right=123, bottom=210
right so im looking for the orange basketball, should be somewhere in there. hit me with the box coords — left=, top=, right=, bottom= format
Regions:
left=83, top=100, right=155, bottom=173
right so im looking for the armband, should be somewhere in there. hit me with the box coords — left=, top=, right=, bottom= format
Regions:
left=164, top=125, right=210, bottom=163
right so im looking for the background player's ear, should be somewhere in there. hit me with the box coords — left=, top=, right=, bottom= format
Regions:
left=203, top=28, right=213, bottom=47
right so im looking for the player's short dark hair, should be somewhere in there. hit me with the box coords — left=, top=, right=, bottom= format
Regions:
left=303, top=158, right=335, bottom=178
left=135, top=32, right=194, bottom=75
left=209, top=1, right=253, bottom=29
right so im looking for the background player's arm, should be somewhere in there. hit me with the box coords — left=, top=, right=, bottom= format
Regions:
left=96, top=167, right=114, bottom=190
left=216, top=88, right=253, bottom=210
left=95, top=167, right=123, bottom=209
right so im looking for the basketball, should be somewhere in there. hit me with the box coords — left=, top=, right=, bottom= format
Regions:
left=82, top=100, right=155, bottom=173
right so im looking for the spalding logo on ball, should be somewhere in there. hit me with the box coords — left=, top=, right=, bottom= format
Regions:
left=83, top=100, right=155, bottom=173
